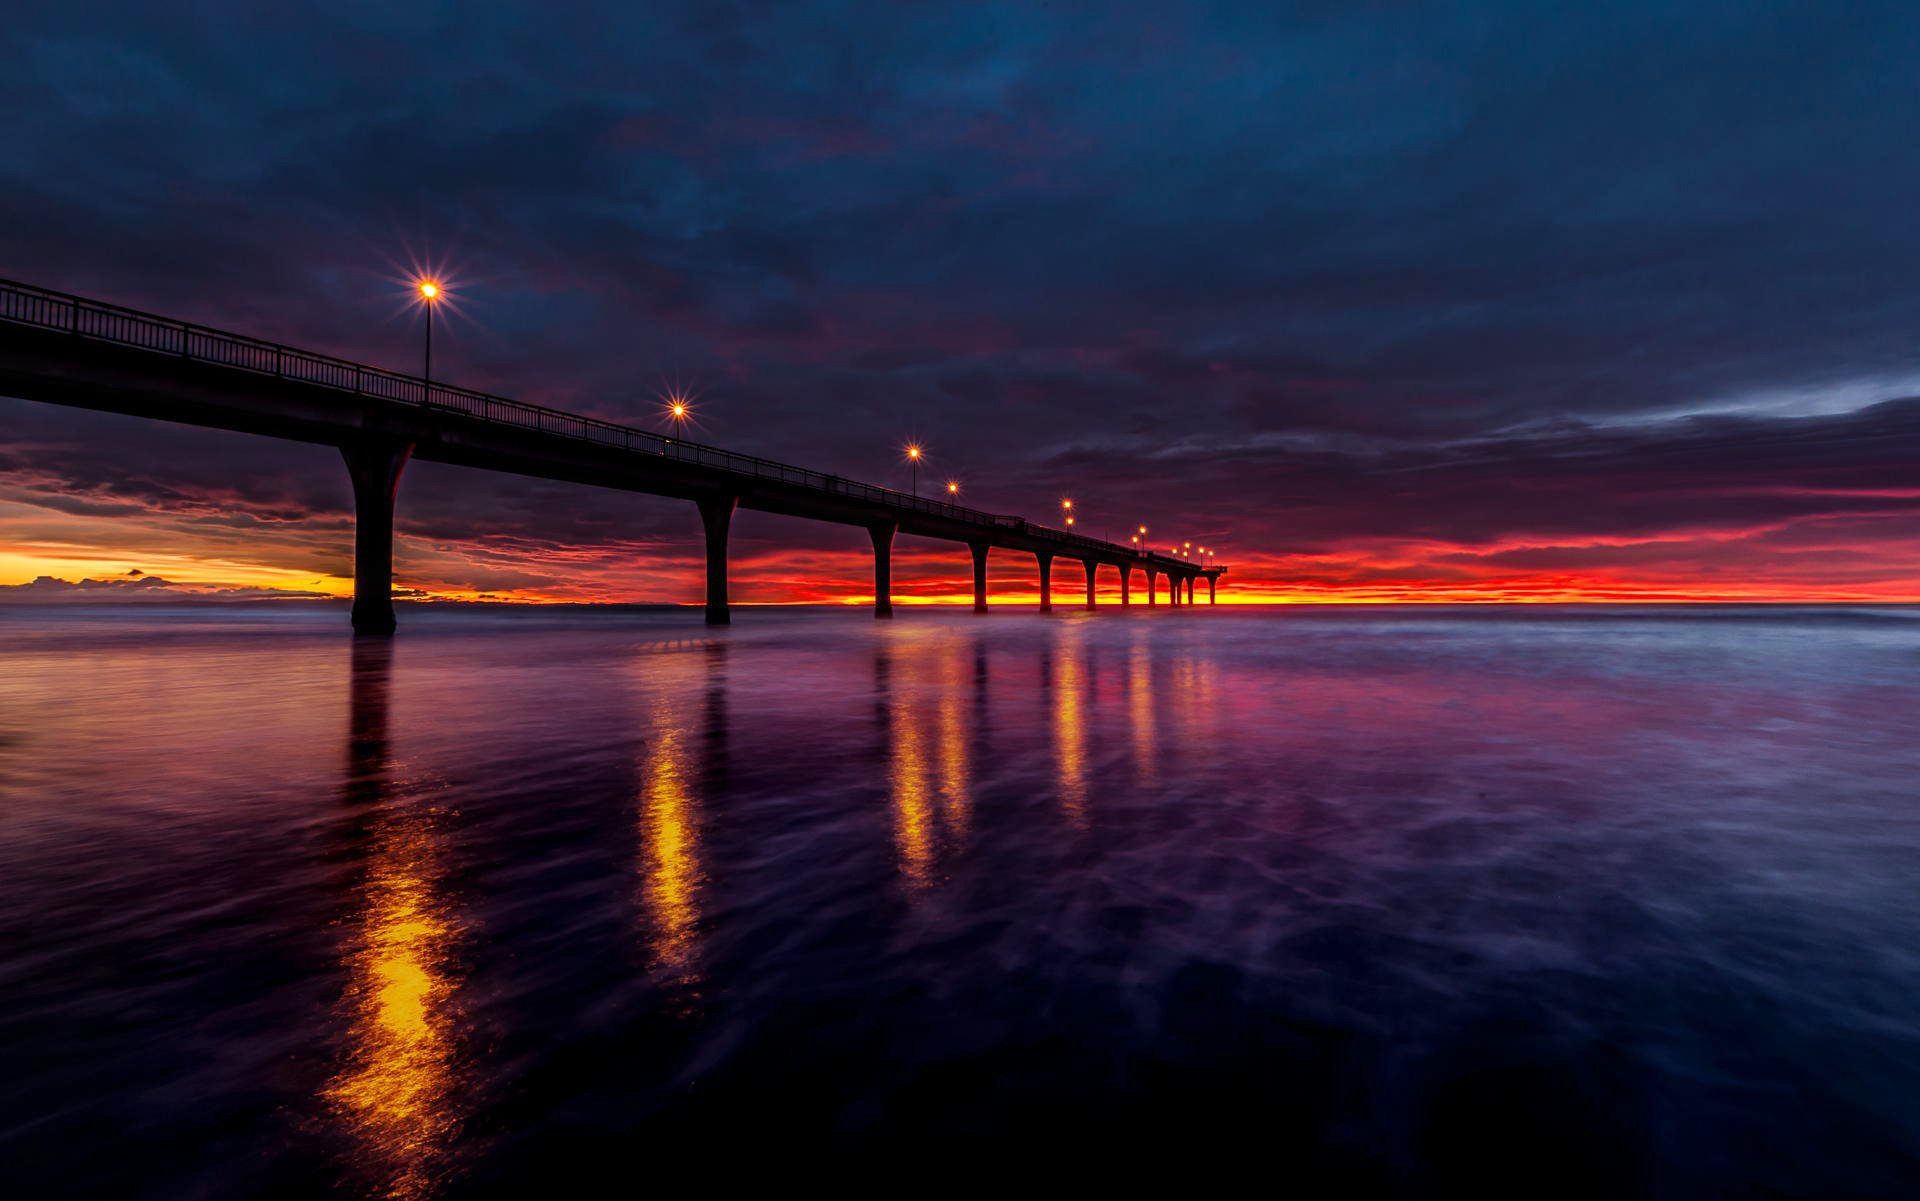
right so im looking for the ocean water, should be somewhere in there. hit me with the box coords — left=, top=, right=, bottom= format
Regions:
left=1, top=603, right=1918, bottom=1196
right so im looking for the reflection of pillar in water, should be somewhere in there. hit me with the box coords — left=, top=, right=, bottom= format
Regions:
left=327, top=638, right=464, bottom=1201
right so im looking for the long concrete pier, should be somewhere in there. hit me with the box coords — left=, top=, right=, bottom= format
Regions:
left=0, top=277, right=1226, bottom=631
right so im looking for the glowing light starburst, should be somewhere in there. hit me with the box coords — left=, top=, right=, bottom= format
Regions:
left=649, top=376, right=708, bottom=433
left=387, top=249, right=464, bottom=320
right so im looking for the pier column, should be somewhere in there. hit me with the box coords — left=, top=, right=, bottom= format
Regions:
left=1036, top=552, right=1054, bottom=613
left=1147, top=570, right=1158, bottom=606
left=1120, top=563, right=1132, bottom=607
left=869, top=521, right=896, bottom=619
left=970, top=542, right=989, bottom=613
left=1084, top=560, right=1097, bottom=610
left=698, top=494, right=737, bottom=626
left=1208, top=575, right=1217, bottom=604
left=342, top=438, right=413, bottom=636
left=1186, top=577, right=1195, bottom=604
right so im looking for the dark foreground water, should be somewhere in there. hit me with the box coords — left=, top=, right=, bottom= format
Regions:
left=2, top=604, right=1919, bottom=1197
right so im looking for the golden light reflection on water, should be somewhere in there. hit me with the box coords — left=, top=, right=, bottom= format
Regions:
left=640, top=714, right=704, bottom=977
left=326, top=642, right=463, bottom=1201
left=1129, top=634, right=1157, bottom=785
left=936, top=648, right=971, bottom=840
left=635, top=646, right=720, bottom=987
left=889, top=691, right=937, bottom=887
left=883, top=634, right=977, bottom=887
left=1053, top=633, right=1089, bottom=826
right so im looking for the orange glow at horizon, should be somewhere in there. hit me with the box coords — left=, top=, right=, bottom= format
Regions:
left=7, top=497, right=1920, bottom=608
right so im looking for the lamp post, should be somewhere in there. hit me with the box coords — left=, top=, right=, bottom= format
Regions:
left=1061, top=497, right=1074, bottom=528
left=947, top=480, right=960, bottom=499
left=416, top=279, right=442, bottom=396
left=905, top=444, right=923, bottom=497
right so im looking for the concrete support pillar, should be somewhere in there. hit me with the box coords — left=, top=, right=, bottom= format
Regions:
left=1120, top=564, right=1132, bottom=607
left=1186, top=577, right=1195, bottom=604
left=1208, top=576, right=1217, bottom=604
left=1169, top=574, right=1180, bottom=607
left=1036, top=552, right=1054, bottom=613
left=1147, top=570, right=1158, bottom=606
left=698, top=494, right=737, bottom=626
left=869, top=522, right=895, bottom=619
left=970, top=542, right=989, bottom=614
left=342, top=438, right=413, bottom=636
left=1084, top=560, right=1097, bottom=609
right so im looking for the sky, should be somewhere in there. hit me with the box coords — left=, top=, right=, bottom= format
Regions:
left=4, top=0, right=1920, bottom=605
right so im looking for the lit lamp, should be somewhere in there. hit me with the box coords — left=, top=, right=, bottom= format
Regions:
left=415, top=278, right=443, bottom=394
left=662, top=390, right=694, bottom=430
left=905, top=443, right=923, bottom=496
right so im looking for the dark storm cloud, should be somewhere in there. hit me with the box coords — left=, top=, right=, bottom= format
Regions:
left=4, top=0, right=1920, bottom=587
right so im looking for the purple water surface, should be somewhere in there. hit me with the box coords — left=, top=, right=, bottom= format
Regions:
left=2, top=604, right=1917, bottom=1196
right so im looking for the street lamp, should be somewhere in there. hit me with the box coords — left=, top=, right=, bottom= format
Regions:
left=946, top=480, right=960, bottom=498
left=415, top=278, right=443, bottom=393
left=904, top=443, right=923, bottom=497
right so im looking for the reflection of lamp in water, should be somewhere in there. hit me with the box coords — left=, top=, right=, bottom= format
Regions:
left=639, top=663, right=709, bottom=981
left=1129, top=633, right=1157, bottom=785
left=936, top=640, right=972, bottom=840
left=1052, top=633, right=1089, bottom=826
left=327, top=638, right=463, bottom=1201
left=642, top=722, right=700, bottom=973
left=879, top=638, right=979, bottom=887
left=880, top=646, right=936, bottom=887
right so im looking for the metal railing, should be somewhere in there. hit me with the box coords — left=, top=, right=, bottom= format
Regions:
left=0, top=276, right=1204, bottom=570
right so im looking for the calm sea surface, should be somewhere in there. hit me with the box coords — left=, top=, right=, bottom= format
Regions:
left=2, top=604, right=1918, bottom=1196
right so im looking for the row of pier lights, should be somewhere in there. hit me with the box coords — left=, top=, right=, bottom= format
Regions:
left=342, top=279, right=1224, bottom=631
left=697, top=506, right=1223, bottom=627
left=688, top=490, right=1224, bottom=628
left=343, top=432, right=1224, bottom=632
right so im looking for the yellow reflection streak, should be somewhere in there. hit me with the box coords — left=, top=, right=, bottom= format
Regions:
left=1055, top=634, right=1089, bottom=827
left=325, top=813, right=461, bottom=1201
left=889, top=691, right=936, bottom=888
left=936, top=644, right=971, bottom=842
left=1130, top=636, right=1157, bottom=786
left=641, top=712, right=704, bottom=981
